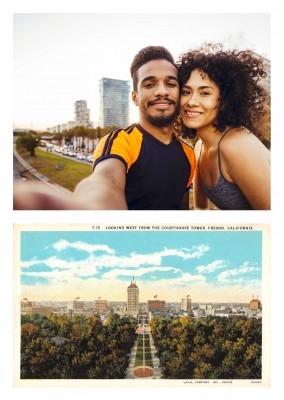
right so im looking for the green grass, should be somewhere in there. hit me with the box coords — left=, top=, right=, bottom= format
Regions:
left=17, top=147, right=92, bottom=192
left=134, top=334, right=154, bottom=368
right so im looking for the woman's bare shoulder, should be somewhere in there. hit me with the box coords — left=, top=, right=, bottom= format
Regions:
left=221, top=127, right=269, bottom=155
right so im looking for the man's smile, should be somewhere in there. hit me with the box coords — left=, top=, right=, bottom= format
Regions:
left=148, top=99, right=176, bottom=110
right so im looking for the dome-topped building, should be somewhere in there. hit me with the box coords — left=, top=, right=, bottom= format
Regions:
left=128, top=282, right=138, bottom=289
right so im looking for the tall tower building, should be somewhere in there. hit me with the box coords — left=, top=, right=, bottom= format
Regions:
left=74, top=100, right=94, bottom=128
left=99, top=78, right=130, bottom=127
left=249, top=295, right=262, bottom=311
left=127, top=278, right=139, bottom=316
left=181, top=295, right=192, bottom=312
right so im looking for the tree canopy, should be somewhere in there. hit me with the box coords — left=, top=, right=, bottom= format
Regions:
left=149, top=315, right=262, bottom=379
left=21, top=313, right=136, bottom=379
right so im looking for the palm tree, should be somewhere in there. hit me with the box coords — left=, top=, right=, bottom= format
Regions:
left=16, top=132, right=40, bottom=156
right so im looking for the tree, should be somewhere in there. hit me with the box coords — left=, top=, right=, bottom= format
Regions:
left=16, top=132, right=39, bottom=156
left=62, top=129, right=72, bottom=146
left=21, top=323, right=39, bottom=346
left=20, top=313, right=138, bottom=379
left=150, top=315, right=262, bottom=380
left=53, top=132, right=64, bottom=144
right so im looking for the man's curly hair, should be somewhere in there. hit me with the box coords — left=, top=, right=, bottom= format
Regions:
left=130, top=46, right=175, bottom=91
left=175, top=44, right=270, bottom=139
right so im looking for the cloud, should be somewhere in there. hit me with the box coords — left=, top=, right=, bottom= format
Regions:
left=176, top=272, right=206, bottom=284
left=21, top=256, right=101, bottom=284
left=22, top=242, right=209, bottom=269
left=24, top=269, right=76, bottom=282
left=159, top=245, right=210, bottom=259
left=196, top=260, right=227, bottom=274
left=21, top=259, right=42, bottom=269
left=102, top=266, right=181, bottom=280
left=53, top=240, right=115, bottom=254
left=22, top=256, right=94, bottom=270
left=217, top=262, right=261, bottom=284
left=20, top=243, right=210, bottom=286
left=95, top=245, right=208, bottom=269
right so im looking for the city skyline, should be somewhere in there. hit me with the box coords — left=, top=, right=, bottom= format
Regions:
left=19, top=228, right=264, bottom=303
left=13, top=13, right=270, bottom=131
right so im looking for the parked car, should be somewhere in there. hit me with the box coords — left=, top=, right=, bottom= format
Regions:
left=86, top=155, right=93, bottom=163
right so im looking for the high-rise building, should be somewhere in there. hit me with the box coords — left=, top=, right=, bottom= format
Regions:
left=24, top=306, right=54, bottom=316
left=127, top=278, right=139, bottom=315
left=94, top=299, right=108, bottom=313
left=74, top=100, right=94, bottom=128
left=21, top=298, right=33, bottom=310
left=113, top=304, right=128, bottom=317
left=181, top=296, right=192, bottom=312
left=99, top=78, right=130, bottom=127
left=148, top=300, right=166, bottom=312
left=249, top=295, right=262, bottom=310
left=67, top=299, right=85, bottom=312
left=47, top=100, right=94, bottom=132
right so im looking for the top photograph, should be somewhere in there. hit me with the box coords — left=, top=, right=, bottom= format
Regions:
left=13, top=13, right=271, bottom=210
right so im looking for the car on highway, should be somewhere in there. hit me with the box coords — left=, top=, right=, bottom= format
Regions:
left=46, top=144, right=53, bottom=152
left=76, top=153, right=86, bottom=160
left=62, top=148, right=70, bottom=155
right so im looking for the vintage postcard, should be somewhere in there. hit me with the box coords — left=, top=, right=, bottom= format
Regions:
left=13, top=223, right=270, bottom=387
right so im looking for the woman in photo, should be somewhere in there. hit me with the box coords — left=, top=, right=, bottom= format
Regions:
left=176, top=45, right=271, bottom=210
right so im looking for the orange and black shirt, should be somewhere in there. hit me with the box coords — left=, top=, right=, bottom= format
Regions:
left=93, top=124, right=196, bottom=210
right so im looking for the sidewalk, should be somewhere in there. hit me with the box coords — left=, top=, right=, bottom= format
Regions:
left=125, top=339, right=138, bottom=379
left=149, top=333, right=162, bottom=379
left=13, top=145, right=72, bottom=196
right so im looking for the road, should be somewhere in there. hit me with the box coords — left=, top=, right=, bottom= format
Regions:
left=13, top=147, right=92, bottom=182
left=41, top=147, right=92, bottom=165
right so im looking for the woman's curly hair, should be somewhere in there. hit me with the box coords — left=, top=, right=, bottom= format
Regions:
left=175, top=44, right=270, bottom=140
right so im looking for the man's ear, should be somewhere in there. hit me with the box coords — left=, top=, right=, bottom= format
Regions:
left=132, top=90, right=139, bottom=106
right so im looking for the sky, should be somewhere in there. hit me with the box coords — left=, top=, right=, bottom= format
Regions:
left=19, top=228, right=263, bottom=303
left=13, top=13, right=270, bottom=131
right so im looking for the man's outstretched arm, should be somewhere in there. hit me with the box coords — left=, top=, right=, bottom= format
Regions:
left=14, top=158, right=128, bottom=210
left=73, top=158, right=127, bottom=210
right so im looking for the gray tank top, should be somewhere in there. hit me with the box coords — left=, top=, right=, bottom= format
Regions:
left=198, top=130, right=253, bottom=210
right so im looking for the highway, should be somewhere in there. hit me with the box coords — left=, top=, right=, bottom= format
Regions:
left=13, top=147, right=92, bottom=182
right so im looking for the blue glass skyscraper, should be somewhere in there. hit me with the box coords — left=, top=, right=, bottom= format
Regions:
left=99, top=78, right=131, bottom=127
